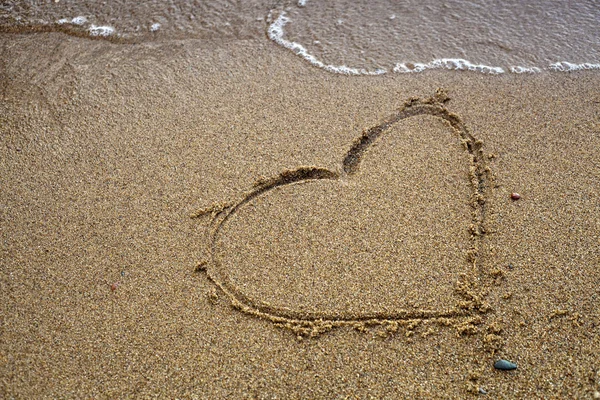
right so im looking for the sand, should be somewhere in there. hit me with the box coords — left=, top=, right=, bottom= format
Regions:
left=1, top=32, right=599, bottom=398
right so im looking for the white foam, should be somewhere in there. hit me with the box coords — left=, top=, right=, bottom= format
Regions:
left=88, top=25, right=115, bottom=37
left=150, top=23, right=161, bottom=32
left=57, top=16, right=87, bottom=25
left=549, top=62, right=600, bottom=72
left=510, top=66, right=542, bottom=73
left=394, top=59, right=504, bottom=74
left=268, top=12, right=386, bottom=76
left=71, top=16, right=88, bottom=25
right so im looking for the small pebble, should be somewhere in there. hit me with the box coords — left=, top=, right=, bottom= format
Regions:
left=111, top=283, right=118, bottom=292
left=494, top=359, right=517, bottom=370
left=478, top=387, right=488, bottom=395
left=510, top=192, right=521, bottom=200
left=121, top=271, right=125, bottom=277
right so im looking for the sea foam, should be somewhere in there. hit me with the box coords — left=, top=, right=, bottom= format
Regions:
left=509, top=66, right=542, bottom=74
left=268, top=12, right=386, bottom=76
left=549, top=62, right=600, bottom=72
left=55, top=16, right=117, bottom=38
left=394, top=60, right=504, bottom=74
left=88, top=25, right=115, bottom=37
left=57, top=16, right=88, bottom=25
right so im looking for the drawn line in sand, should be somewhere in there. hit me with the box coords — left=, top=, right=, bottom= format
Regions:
left=193, top=89, right=496, bottom=337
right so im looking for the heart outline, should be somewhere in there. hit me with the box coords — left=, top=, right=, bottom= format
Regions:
left=195, top=89, right=494, bottom=334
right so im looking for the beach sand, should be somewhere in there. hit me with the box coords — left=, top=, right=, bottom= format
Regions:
left=1, top=32, right=599, bottom=398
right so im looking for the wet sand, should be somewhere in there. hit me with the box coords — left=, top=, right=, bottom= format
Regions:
left=1, top=32, right=599, bottom=398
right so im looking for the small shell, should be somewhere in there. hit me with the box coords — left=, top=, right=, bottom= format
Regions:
left=494, top=359, right=517, bottom=370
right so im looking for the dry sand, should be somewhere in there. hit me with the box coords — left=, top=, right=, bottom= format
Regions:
left=1, top=32, right=599, bottom=398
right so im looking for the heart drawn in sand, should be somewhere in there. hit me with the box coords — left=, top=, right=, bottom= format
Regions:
left=194, top=90, right=494, bottom=335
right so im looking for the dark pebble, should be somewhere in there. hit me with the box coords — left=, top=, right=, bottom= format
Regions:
left=494, top=359, right=517, bottom=370
left=510, top=192, right=521, bottom=200
left=121, top=271, right=125, bottom=277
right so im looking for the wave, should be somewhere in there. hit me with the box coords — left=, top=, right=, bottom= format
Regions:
left=267, top=8, right=600, bottom=76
